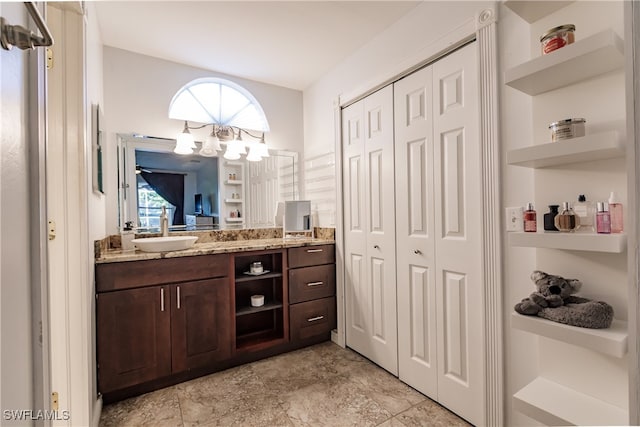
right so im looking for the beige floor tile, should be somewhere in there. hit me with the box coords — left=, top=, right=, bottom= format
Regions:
left=279, top=376, right=393, bottom=426
left=394, top=399, right=473, bottom=427
left=99, top=386, right=182, bottom=427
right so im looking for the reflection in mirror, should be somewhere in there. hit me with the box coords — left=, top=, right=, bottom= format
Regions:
left=284, top=200, right=311, bottom=231
left=118, top=134, right=298, bottom=232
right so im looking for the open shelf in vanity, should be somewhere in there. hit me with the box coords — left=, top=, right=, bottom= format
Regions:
left=232, top=249, right=288, bottom=352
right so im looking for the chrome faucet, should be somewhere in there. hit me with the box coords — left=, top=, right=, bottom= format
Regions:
left=160, top=206, right=169, bottom=237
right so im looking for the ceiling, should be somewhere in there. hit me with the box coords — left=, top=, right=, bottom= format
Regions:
left=94, top=1, right=421, bottom=91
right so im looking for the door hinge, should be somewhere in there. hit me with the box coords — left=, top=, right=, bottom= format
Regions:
left=48, top=220, right=56, bottom=240
left=46, top=47, right=53, bottom=69
left=51, top=391, right=59, bottom=411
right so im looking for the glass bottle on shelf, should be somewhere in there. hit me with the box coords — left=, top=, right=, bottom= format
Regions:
left=523, top=203, right=537, bottom=232
left=554, top=202, right=579, bottom=232
left=596, top=202, right=612, bottom=234
left=573, top=194, right=595, bottom=233
left=608, top=191, right=623, bottom=233
left=543, top=205, right=560, bottom=232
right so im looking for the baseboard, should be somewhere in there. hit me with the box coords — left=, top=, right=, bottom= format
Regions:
left=91, top=395, right=102, bottom=427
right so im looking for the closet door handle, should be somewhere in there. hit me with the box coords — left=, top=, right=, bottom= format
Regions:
left=307, top=316, right=324, bottom=322
left=160, top=288, right=165, bottom=312
left=414, top=249, right=422, bottom=255
left=307, top=248, right=323, bottom=253
left=373, top=245, right=380, bottom=249
left=307, top=281, right=323, bottom=287
left=176, top=286, right=181, bottom=309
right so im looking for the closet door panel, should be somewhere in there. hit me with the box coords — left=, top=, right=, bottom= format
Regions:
left=394, top=65, right=438, bottom=396
left=432, top=43, right=482, bottom=425
left=362, top=85, right=398, bottom=375
left=342, top=100, right=372, bottom=358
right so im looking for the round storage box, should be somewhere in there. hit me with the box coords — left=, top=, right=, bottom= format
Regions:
left=549, top=118, right=586, bottom=142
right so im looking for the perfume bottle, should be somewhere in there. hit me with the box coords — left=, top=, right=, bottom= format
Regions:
left=608, top=191, right=623, bottom=233
left=573, top=194, right=595, bottom=232
left=554, top=202, right=580, bottom=232
left=543, top=205, right=560, bottom=232
left=523, top=203, right=537, bottom=232
left=596, top=202, right=611, bottom=234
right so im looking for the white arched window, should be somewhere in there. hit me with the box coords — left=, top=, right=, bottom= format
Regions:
left=168, top=77, right=270, bottom=132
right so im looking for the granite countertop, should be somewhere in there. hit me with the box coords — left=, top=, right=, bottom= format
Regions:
left=96, top=237, right=335, bottom=264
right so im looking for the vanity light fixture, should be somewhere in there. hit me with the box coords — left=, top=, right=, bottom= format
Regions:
left=174, top=120, right=269, bottom=162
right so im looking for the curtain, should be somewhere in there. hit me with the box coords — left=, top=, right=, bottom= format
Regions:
left=140, top=171, right=185, bottom=225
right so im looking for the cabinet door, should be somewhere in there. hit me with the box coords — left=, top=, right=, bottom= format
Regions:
left=343, top=85, right=398, bottom=375
left=97, top=286, right=171, bottom=393
left=171, top=278, right=232, bottom=372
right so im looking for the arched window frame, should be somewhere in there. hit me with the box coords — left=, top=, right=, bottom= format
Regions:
left=168, top=77, right=270, bottom=132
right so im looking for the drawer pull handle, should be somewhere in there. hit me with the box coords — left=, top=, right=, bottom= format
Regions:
left=160, top=288, right=165, bottom=312
left=307, top=249, right=323, bottom=253
left=307, top=316, right=324, bottom=322
left=307, top=281, right=324, bottom=287
left=177, top=286, right=181, bottom=309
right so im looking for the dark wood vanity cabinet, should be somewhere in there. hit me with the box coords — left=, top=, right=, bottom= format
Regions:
left=96, top=254, right=232, bottom=395
left=96, top=244, right=337, bottom=401
left=288, top=245, right=336, bottom=343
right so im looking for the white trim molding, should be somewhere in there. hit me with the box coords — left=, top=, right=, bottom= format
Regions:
left=477, top=10, right=504, bottom=427
left=625, top=0, right=640, bottom=424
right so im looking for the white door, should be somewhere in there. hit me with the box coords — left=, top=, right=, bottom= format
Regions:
left=343, top=85, right=398, bottom=375
left=394, top=65, right=439, bottom=398
left=394, top=42, right=483, bottom=425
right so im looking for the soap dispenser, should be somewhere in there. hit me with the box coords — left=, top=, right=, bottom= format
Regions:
left=121, top=221, right=136, bottom=252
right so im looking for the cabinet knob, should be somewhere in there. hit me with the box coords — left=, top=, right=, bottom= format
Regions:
left=373, top=245, right=380, bottom=249
left=414, top=249, right=422, bottom=255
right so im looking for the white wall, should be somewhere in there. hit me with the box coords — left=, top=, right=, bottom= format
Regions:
left=102, top=47, right=304, bottom=234
left=0, top=3, right=34, bottom=425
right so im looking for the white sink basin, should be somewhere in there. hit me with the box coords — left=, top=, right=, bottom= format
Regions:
left=131, top=236, right=198, bottom=253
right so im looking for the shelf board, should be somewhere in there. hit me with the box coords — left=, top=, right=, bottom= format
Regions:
left=224, top=180, right=243, bottom=185
left=513, top=377, right=628, bottom=426
left=505, top=29, right=624, bottom=95
left=225, top=217, right=244, bottom=223
left=503, top=1, right=574, bottom=23
left=236, top=302, right=283, bottom=317
left=224, top=198, right=244, bottom=204
left=511, top=313, right=627, bottom=358
left=508, top=232, right=626, bottom=253
left=235, top=272, right=283, bottom=283
left=236, top=329, right=286, bottom=351
left=507, top=131, right=624, bottom=168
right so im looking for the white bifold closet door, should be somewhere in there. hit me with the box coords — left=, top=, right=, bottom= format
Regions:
left=342, top=85, right=398, bottom=375
left=394, top=43, right=483, bottom=424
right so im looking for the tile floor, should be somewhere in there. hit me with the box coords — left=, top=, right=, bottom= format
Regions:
left=99, top=342, right=472, bottom=427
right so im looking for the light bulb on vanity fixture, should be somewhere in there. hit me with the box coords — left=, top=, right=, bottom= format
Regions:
left=174, top=121, right=196, bottom=154
left=199, top=125, right=222, bottom=157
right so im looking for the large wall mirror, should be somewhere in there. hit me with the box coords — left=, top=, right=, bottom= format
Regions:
left=117, top=134, right=299, bottom=232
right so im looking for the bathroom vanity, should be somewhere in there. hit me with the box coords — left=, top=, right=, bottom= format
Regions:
left=95, top=237, right=335, bottom=403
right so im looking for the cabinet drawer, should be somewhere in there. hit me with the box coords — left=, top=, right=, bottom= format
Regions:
left=96, top=254, right=230, bottom=292
left=288, top=245, right=335, bottom=268
left=289, top=264, right=336, bottom=304
left=290, top=297, right=336, bottom=342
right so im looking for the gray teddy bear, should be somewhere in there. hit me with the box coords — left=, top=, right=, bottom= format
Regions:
left=514, top=270, right=614, bottom=329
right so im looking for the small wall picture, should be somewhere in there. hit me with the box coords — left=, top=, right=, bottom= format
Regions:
left=92, top=104, right=104, bottom=194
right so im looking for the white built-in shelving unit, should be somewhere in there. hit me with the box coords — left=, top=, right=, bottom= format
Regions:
left=505, top=2, right=629, bottom=424
left=508, top=232, right=626, bottom=253
left=507, top=131, right=624, bottom=168
left=504, top=29, right=624, bottom=95
left=511, top=313, right=628, bottom=358
left=513, top=377, right=628, bottom=426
